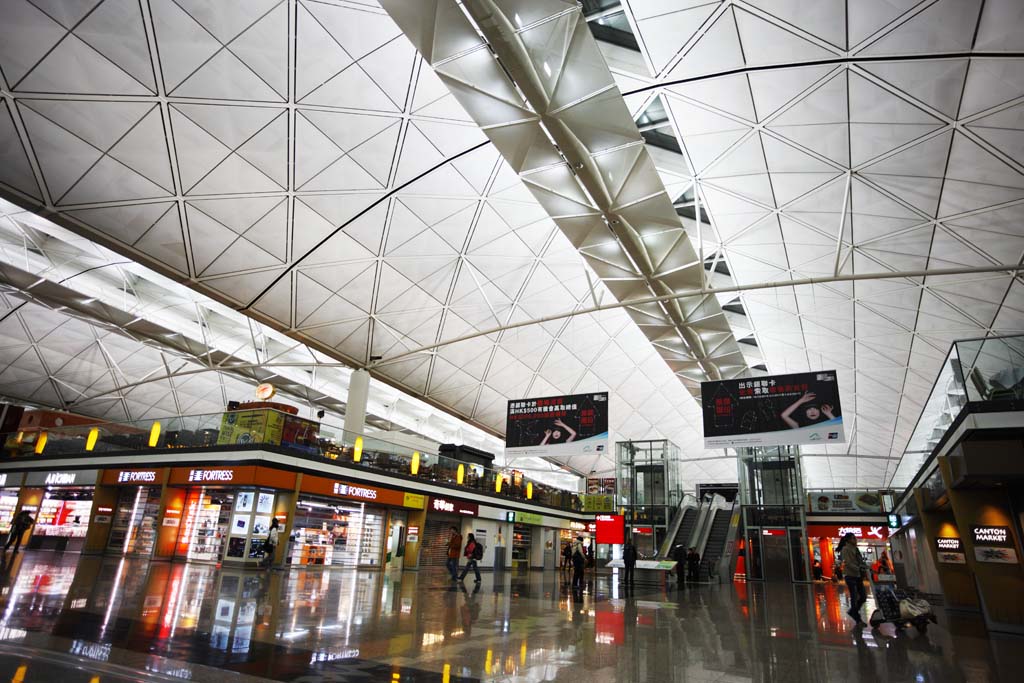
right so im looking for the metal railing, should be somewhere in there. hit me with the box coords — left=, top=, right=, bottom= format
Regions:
left=2, top=409, right=583, bottom=512
left=890, top=334, right=1024, bottom=494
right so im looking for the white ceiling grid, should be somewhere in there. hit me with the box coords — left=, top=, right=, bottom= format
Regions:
left=614, top=0, right=1024, bottom=487
left=0, top=0, right=732, bottom=479
left=0, top=198, right=518, bottom=466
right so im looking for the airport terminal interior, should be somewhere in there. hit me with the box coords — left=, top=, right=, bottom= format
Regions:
left=0, top=0, right=1023, bottom=681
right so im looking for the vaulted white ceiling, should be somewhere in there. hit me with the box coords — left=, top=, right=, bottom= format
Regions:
left=599, top=0, right=1024, bottom=487
left=0, top=0, right=1022, bottom=488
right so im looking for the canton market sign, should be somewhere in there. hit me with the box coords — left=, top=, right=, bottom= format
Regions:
left=971, top=525, right=1019, bottom=564
left=430, top=497, right=478, bottom=516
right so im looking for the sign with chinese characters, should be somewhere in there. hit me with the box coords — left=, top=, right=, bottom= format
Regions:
left=701, top=371, right=845, bottom=448
left=505, top=392, right=608, bottom=460
left=808, top=490, right=882, bottom=513
left=971, top=525, right=1019, bottom=564
left=887, top=514, right=901, bottom=529
left=430, top=497, right=478, bottom=516
left=806, top=524, right=889, bottom=540
left=514, top=511, right=543, bottom=526
left=595, top=514, right=624, bottom=545
left=581, top=494, right=615, bottom=512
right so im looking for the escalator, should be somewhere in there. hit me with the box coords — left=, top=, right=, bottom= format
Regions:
left=699, top=507, right=735, bottom=581
left=671, top=507, right=699, bottom=557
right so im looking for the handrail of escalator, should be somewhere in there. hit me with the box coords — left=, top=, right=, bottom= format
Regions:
left=657, top=492, right=698, bottom=558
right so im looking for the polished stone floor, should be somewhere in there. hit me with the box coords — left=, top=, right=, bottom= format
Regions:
left=0, top=551, right=1017, bottom=682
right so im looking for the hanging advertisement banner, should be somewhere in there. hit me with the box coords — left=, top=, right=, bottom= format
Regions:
left=505, top=392, right=608, bottom=460
left=807, top=490, right=882, bottom=513
left=701, top=370, right=845, bottom=448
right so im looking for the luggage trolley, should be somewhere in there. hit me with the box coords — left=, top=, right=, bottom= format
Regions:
left=868, top=582, right=937, bottom=633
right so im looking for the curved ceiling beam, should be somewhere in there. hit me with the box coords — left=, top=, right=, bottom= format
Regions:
left=370, top=262, right=1024, bottom=369
left=618, top=52, right=1024, bottom=98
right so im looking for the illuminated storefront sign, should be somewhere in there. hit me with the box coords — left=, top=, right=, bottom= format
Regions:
left=188, top=469, right=234, bottom=483
left=333, top=482, right=378, bottom=500
left=430, top=497, right=478, bottom=516
left=806, top=524, right=889, bottom=540
left=300, top=474, right=423, bottom=509
left=25, top=470, right=98, bottom=487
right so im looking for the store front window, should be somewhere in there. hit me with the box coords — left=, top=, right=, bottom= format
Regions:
left=288, top=498, right=385, bottom=567
left=0, top=489, right=19, bottom=535
left=179, top=488, right=236, bottom=562
left=35, top=487, right=94, bottom=542
left=108, top=485, right=161, bottom=556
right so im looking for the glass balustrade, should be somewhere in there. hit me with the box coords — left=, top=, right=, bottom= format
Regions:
left=1, top=409, right=582, bottom=511
left=890, top=334, right=1024, bottom=493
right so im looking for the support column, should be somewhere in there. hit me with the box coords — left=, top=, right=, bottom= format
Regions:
left=913, top=485, right=978, bottom=611
left=343, top=368, right=370, bottom=442
left=940, top=457, right=1024, bottom=632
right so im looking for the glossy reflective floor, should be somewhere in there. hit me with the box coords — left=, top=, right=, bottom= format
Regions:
left=0, top=552, right=1018, bottom=682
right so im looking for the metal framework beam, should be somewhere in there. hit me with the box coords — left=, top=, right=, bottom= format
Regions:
left=371, top=262, right=1024, bottom=367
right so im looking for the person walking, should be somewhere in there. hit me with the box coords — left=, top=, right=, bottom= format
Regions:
left=622, top=538, right=637, bottom=587
left=571, top=536, right=586, bottom=591
left=4, top=511, right=34, bottom=555
left=263, top=518, right=280, bottom=569
left=672, top=544, right=686, bottom=584
left=686, top=547, right=701, bottom=583
left=446, top=526, right=463, bottom=581
left=458, top=533, right=482, bottom=584
left=561, top=540, right=572, bottom=575
left=838, top=532, right=868, bottom=625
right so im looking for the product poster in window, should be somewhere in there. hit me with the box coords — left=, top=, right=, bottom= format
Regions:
left=235, top=491, right=254, bottom=513
left=505, top=392, right=609, bottom=459
left=252, top=516, right=271, bottom=536
left=701, top=370, right=846, bottom=448
left=231, top=514, right=250, bottom=536
left=256, top=492, right=274, bottom=514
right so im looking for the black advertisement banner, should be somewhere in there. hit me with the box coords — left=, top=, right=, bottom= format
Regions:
left=701, top=370, right=845, bottom=448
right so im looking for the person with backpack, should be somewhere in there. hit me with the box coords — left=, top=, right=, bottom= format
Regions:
left=561, top=540, right=572, bottom=574
left=263, top=518, right=280, bottom=569
left=459, top=533, right=483, bottom=583
left=571, top=536, right=586, bottom=591
left=446, top=526, right=463, bottom=581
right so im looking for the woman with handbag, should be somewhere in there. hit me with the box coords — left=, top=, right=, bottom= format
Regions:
left=837, top=532, right=868, bottom=625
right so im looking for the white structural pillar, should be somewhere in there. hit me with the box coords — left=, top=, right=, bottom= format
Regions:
left=343, top=368, right=370, bottom=441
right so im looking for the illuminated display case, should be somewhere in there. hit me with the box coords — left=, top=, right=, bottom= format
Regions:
left=0, top=491, right=18, bottom=534
left=288, top=500, right=384, bottom=567
left=35, top=498, right=93, bottom=538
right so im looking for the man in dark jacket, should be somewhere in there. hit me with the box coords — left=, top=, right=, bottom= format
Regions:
left=686, top=547, right=701, bottom=582
left=622, top=539, right=637, bottom=587
left=672, top=544, right=686, bottom=584
left=571, top=537, right=586, bottom=591
left=5, top=511, right=34, bottom=554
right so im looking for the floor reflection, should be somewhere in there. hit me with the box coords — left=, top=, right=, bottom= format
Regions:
left=0, top=552, right=1017, bottom=682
